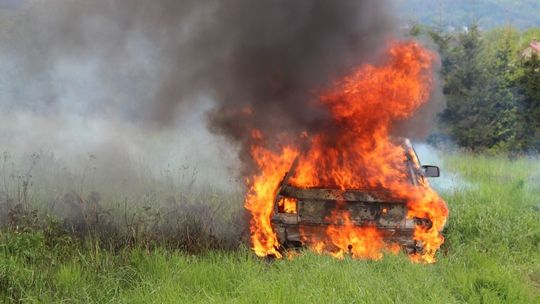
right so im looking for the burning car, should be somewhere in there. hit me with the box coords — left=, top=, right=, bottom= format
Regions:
left=244, top=42, right=448, bottom=263
left=271, top=138, right=440, bottom=257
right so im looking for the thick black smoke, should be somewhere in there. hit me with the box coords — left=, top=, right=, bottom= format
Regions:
left=1, top=0, right=394, bottom=175
left=203, top=1, right=394, bottom=153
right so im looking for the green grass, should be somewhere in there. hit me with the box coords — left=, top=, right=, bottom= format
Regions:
left=1, top=153, right=539, bottom=303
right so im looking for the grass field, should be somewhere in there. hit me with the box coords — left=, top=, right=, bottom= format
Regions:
left=1, top=153, right=539, bottom=303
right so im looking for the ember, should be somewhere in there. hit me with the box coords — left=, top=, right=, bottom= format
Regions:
left=244, top=41, right=449, bottom=263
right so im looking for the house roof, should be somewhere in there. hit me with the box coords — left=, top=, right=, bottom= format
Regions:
left=531, top=39, right=540, bottom=53
left=522, top=39, right=540, bottom=59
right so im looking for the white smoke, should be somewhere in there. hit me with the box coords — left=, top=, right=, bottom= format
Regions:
left=413, top=142, right=472, bottom=193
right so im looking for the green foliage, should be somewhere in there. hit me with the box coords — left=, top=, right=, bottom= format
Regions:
left=427, top=24, right=540, bottom=153
left=0, top=154, right=539, bottom=303
left=516, top=53, right=540, bottom=149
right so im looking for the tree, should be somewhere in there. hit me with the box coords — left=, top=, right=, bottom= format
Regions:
left=517, top=54, right=540, bottom=150
left=438, top=23, right=487, bottom=150
left=437, top=24, right=525, bottom=152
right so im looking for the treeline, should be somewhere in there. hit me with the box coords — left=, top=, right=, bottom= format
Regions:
left=397, top=0, right=540, bottom=29
left=413, top=25, right=540, bottom=153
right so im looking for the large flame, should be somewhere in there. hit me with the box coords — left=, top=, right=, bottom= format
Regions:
left=244, top=41, right=449, bottom=263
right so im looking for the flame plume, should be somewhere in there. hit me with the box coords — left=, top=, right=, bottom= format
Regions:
left=244, top=41, right=449, bottom=263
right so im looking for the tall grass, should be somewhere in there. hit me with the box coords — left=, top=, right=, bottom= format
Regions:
left=0, top=152, right=539, bottom=303
left=0, top=151, right=246, bottom=252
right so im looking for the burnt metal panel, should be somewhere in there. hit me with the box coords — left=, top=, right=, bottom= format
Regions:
left=279, top=185, right=405, bottom=203
left=377, top=203, right=408, bottom=227
left=296, top=200, right=334, bottom=224
left=296, top=200, right=407, bottom=228
left=276, top=224, right=417, bottom=251
left=272, top=213, right=298, bottom=225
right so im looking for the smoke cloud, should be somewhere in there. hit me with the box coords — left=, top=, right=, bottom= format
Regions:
left=0, top=1, right=393, bottom=171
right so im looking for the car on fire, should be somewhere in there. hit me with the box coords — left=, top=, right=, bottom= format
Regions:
left=271, top=138, right=440, bottom=255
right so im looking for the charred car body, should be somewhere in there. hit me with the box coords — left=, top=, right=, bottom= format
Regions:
left=271, top=139, right=440, bottom=255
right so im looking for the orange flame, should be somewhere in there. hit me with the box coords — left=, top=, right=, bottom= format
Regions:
left=245, top=145, right=298, bottom=258
left=325, top=211, right=385, bottom=260
left=244, top=41, right=448, bottom=263
left=278, top=197, right=298, bottom=214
